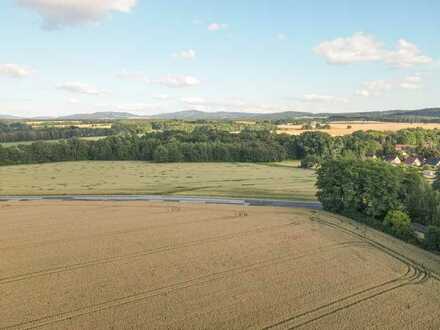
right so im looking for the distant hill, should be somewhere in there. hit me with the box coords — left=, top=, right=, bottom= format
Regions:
left=328, top=108, right=440, bottom=121
left=151, top=110, right=314, bottom=121
left=0, top=114, right=22, bottom=120
left=58, top=112, right=143, bottom=120
left=2, top=108, right=440, bottom=122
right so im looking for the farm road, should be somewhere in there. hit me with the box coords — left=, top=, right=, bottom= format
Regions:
left=0, top=195, right=322, bottom=209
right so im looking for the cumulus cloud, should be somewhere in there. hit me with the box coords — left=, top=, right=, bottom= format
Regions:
left=115, top=70, right=147, bottom=82
left=208, top=23, right=227, bottom=31
left=68, top=98, right=79, bottom=104
left=315, top=33, right=432, bottom=68
left=173, top=49, right=196, bottom=60
left=0, top=64, right=32, bottom=78
left=277, top=33, right=287, bottom=41
left=153, top=94, right=171, bottom=100
left=356, top=75, right=423, bottom=96
left=178, top=97, right=281, bottom=113
left=16, top=0, right=137, bottom=29
left=57, top=82, right=105, bottom=95
left=356, top=80, right=393, bottom=97
left=181, top=97, right=206, bottom=105
left=399, top=75, right=423, bottom=89
left=151, top=75, right=200, bottom=88
left=385, top=40, right=432, bottom=68
left=302, top=94, right=349, bottom=103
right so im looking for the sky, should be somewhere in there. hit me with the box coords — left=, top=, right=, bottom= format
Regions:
left=0, top=0, right=439, bottom=117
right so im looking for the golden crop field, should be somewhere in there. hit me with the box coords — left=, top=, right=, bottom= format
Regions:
left=1, top=201, right=439, bottom=329
left=0, top=161, right=317, bottom=200
left=277, top=121, right=440, bottom=136
left=26, top=121, right=112, bottom=129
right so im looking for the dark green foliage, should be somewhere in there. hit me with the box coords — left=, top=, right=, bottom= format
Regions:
left=424, top=226, right=440, bottom=251
left=0, top=129, right=288, bottom=165
left=300, top=155, right=321, bottom=169
left=0, top=122, right=115, bottom=143
left=383, top=210, right=414, bottom=240
left=317, top=158, right=440, bottom=247
left=433, top=168, right=440, bottom=191
left=317, top=159, right=403, bottom=219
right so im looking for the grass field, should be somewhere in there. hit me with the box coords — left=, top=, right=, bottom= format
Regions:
left=277, top=121, right=440, bottom=136
left=1, top=201, right=439, bottom=329
left=0, top=136, right=108, bottom=147
left=0, top=161, right=316, bottom=200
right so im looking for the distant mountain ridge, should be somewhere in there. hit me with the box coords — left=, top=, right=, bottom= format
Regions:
left=58, top=112, right=144, bottom=120
left=149, top=110, right=314, bottom=120
left=1, top=107, right=440, bottom=121
left=0, top=114, right=23, bottom=120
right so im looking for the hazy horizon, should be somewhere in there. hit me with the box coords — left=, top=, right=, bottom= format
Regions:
left=1, top=1, right=439, bottom=117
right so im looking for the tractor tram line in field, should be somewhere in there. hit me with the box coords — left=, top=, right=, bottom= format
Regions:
left=3, top=240, right=367, bottom=330
left=0, top=219, right=297, bottom=286
left=1, top=199, right=439, bottom=329
left=261, top=213, right=436, bottom=330
left=263, top=236, right=430, bottom=329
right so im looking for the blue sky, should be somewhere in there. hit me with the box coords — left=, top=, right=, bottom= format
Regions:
left=0, top=0, right=439, bottom=117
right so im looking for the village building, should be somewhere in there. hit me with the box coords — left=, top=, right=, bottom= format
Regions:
left=404, top=157, right=422, bottom=167
left=385, top=155, right=402, bottom=165
left=426, top=157, right=440, bottom=167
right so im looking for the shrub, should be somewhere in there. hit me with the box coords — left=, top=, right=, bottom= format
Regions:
left=300, top=155, right=321, bottom=169
left=383, top=210, right=413, bottom=239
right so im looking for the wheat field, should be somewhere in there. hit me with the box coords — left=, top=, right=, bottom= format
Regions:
left=1, top=201, right=439, bottom=329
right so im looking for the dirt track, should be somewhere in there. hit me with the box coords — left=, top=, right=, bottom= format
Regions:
left=1, top=201, right=439, bottom=329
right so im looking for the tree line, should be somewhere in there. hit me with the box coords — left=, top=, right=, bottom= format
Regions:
left=3, top=126, right=440, bottom=166
left=0, top=128, right=287, bottom=165
left=0, top=122, right=116, bottom=143
left=317, top=159, right=440, bottom=251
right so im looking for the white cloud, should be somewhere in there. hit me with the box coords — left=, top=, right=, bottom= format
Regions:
left=276, top=33, right=287, bottom=41
left=153, top=94, right=171, bottom=100
left=181, top=97, right=206, bottom=105
left=384, top=39, right=432, bottom=68
left=178, top=97, right=282, bottom=113
left=208, top=23, right=227, bottom=31
left=399, top=75, right=423, bottom=89
left=68, top=98, right=79, bottom=104
left=315, top=33, right=432, bottom=68
left=57, top=82, right=105, bottom=95
left=16, top=0, right=137, bottom=29
left=0, top=64, right=32, bottom=78
left=302, top=94, right=349, bottom=103
left=114, top=103, right=156, bottom=112
left=315, top=33, right=383, bottom=64
left=151, top=75, right=200, bottom=88
left=356, top=75, right=423, bottom=96
left=356, top=80, right=393, bottom=97
left=173, top=49, right=196, bottom=60
left=115, top=70, right=147, bottom=82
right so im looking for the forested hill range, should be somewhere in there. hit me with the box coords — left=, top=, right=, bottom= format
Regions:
left=1, top=107, right=440, bottom=122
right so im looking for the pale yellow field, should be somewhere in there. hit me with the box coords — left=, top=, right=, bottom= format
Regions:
left=26, top=121, right=112, bottom=129
left=0, top=161, right=317, bottom=200
left=277, top=121, right=440, bottom=136
left=1, top=201, right=439, bottom=329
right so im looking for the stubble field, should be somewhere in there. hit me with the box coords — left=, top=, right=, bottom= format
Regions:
left=1, top=201, right=439, bottom=329
left=277, top=121, right=440, bottom=136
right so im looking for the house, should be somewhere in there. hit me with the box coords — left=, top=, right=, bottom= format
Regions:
left=385, top=155, right=401, bottom=165
left=395, top=144, right=415, bottom=151
left=426, top=157, right=440, bottom=167
left=404, top=157, right=422, bottom=167
left=395, top=144, right=415, bottom=157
